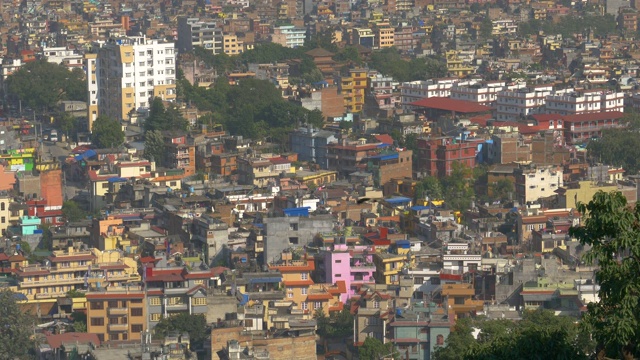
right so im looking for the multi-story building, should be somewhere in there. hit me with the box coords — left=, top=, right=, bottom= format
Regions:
left=496, top=85, right=553, bottom=121
left=442, top=243, right=481, bottom=273
left=222, top=33, right=244, bottom=55
left=269, top=253, right=315, bottom=314
left=84, top=53, right=99, bottom=131
left=389, top=303, right=451, bottom=360
left=86, top=288, right=146, bottom=343
left=0, top=191, right=10, bottom=236
left=374, top=24, right=395, bottom=49
left=450, top=81, right=520, bottom=107
left=190, top=214, right=229, bottom=264
left=562, top=111, right=625, bottom=144
left=327, top=139, right=382, bottom=177
left=163, top=132, right=195, bottom=177
left=321, top=245, right=376, bottom=301
left=514, top=164, right=563, bottom=204
left=176, top=17, right=223, bottom=54
left=340, top=68, right=368, bottom=113
left=373, top=251, right=416, bottom=285
left=400, top=79, right=458, bottom=111
left=144, top=265, right=213, bottom=329
left=271, top=25, right=306, bottom=48
left=352, top=288, right=394, bottom=346
left=441, top=283, right=483, bottom=319
left=416, top=136, right=478, bottom=178
left=289, top=126, right=337, bottom=169
left=545, top=89, right=624, bottom=115
left=96, top=36, right=176, bottom=123
left=394, top=26, right=416, bottom=51
left=352, top=28, right=375, bottom=48
left=237, top=156, right=292, bottom=187
left=262, top=215, right=334, bottom=265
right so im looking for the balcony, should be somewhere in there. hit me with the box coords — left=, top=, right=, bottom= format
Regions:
left=20, top=277, right=85, bottom=288
left=163, top=287, right=189, bottom=295
left=166, top=303, right=188, bottom=311
left=108, top=323, right=128, bottom=332
left=108, top=307, right=128, bottom=316
left=350, top=263, right=376, bottom=272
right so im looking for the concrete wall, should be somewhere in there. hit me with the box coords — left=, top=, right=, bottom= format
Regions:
left=263, top=215, right=334, bottom=264
left=40, top=169, right=63, bottom=207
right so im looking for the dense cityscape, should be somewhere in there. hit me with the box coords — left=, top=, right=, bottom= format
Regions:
left=0, top=0, right=639, bottom=358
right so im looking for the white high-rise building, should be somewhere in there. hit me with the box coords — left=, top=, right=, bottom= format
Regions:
left=95, top=36, right=176, bottom=125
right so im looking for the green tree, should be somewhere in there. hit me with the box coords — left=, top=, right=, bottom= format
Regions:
left=70, top=311, right=87, bottom=333
left=91, top=116, right=124, bottom=148
left=442, top=162, right=475, bottom=211
left=144, top=130, right=166, bottom=165
left=359, top=337, right=398, bottom=360
left=62, top=200, right=87, bottom=222
left=570, top=191, right=640, bottom=359
left=144, top=97, right=188, bottom=132
left=433, top=318, right=475, bottom=360
left=490, top=178, right=514, bottom=202
left=0, top=289, right=35, bottom=359
left=55, top=111, right=76, bottom=140
left=479, top=18, right=493, bottom=39
left=6, top=60, right=86, bottom=110
left=66, top=289, right=86, bottom=298
left=415, top=176, right=444, bottom=202
left=153, top=313, right=208, bottom=350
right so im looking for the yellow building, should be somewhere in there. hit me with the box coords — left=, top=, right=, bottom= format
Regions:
left=441, top=283, right=483, bottom=319
left=223, top=33, right=244, bottom=55
left=12, top=247, right=141, bottom=302
left=446, top=51, right=474, bottom=78
left=373, top=252, right=415, bottom=285
left=86, top=287, right=146, bottom=343
left=269, top=253, right=315, bottom=314
left=375, top=24, right=395, bottom=49
left=557, top=180, right=618, bottom=209
left=340, top=69, right=368, bottom=113
left=0, top=192, right=10, bottom=236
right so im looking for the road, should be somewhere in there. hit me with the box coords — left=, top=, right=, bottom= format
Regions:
left=41, top=141, right=84, bottom=202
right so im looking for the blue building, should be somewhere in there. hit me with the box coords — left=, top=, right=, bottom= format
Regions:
left=289, top=126, right=337, bottom=169
left=389, top=303, right=451, bottom=360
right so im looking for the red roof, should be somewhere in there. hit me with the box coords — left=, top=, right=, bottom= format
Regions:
left=268, top=157, right=291, bottom=165
left=374, top=134, right=394, bottom=145
left=46, top=333, right=100, bottom=349
left=139, top=256, right=160, bottom=264
left=410, top=97, right=491, bottom=113
left=0, top=253, right=9, bottom=262
left=562, top=111, right=624, bottom=123
left=531, top=113, right=563, bottom=123
left=328, top=280, right=347, bottom=295
left=306, top=293, right=334, bottom=301
left=283, top=279, right=315, bottom=286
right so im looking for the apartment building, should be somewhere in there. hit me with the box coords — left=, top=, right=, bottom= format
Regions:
left=190, top=214, right=229, bottom=264
left=84, top=53, right=99, bottom=131
left=545, top=89, right=624, bottom=115
left=86, top=289, right=146, bottom=343
left=352, top=289, right=394, bottom=346
left=442, top=243, right=481, bottom=273
left=340, top=68, right=368, bottom=113
left=352, top=28, right=375, bottom=47
left=322, top=245, right=376, bottom=301
left=374, top=24, right=395, bottom=49
left=145, top=265, right=212, bottom=329
left=496, top=85, right=553, bottom=121
left=269, top=253, right=315, bottom=313
left=450, top=81, right=521, bottom=107
left=237, top=156, right=292, bottom=187
left=373, top=251, right=416, bottom=285
left=562, top=111, right=625, bottom=144
left=176, top=17, right=223, bottom=54
left=163, top=132, right=195, bottom=177
left=416, top=137, right=478, bottom=179
left=400, top=79, right=458, bottom=111
left=326, top=139, right=382, bottom=176
left=0, top=191, right=10, bottom=236
left=223, top=33, right=244, bottom=55
left=96, top=36, right=176, bottom=123
left=441, top=283, right=483, bottom=319
left=271, top=25, right=306, bottom=48
left=514, top=164, right=563, bottom=204
left=289, top=126, right=337, bottom=169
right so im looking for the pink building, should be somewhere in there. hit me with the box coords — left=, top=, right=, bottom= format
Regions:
left=323, top=244, right=376, bottom=302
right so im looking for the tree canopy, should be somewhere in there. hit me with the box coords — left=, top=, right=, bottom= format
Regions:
left=144, top=130, right=166, bottom=165
left=0, top=289, right=35, bottom=360
left=371, top=48, right=448, bottom=83
left=518, top=14, right=617, bottom=38
left=144, top=97, right=189, bottom=132
left=434, top=310, right=592, bottom=360
left=153, top=313, right=208, bottom=350
left=314, top=307, right=354, bottom=338
left=62, top=200, right=87, bottom=222
left=6, top=60, right=86, bottom=110
left=91, top=116, right=124, bottom=148
left=359, top=337, right=398, bottom=360
left=570, top=191, right=640, bottom=359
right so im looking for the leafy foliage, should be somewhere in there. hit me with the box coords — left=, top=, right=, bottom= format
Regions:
left=144, top=130, right=166, bottom=165
left=415, top=176, right=444, bottom=202
left=180, top=77, right=323, bottom=141
left=91, top=116, right=124, bottom=149
left=0, top=289, right=36, bottom=359
left=518, top=14, right=617, bottom=38
left=490, top=178, right=515, bottom=202
left=144, top=97, right=189, bottom=132
left=587, top=130, right=640, bottom=175
left=359, top=337, right=398, bottom=360
left=153, top=313, right=208, bottom=350
left=569, top=191, right=640, bottom=359
left=62, top=200, right=87, bottom=222
left=6, top=60, right=86, bottom=110
left=434, top=310, right=592, bottom=360
left=315, top=308, right=354, bottom=338
left=371, top=48, right=447, bottom=82
left=70, top=311, right=87, bottom=332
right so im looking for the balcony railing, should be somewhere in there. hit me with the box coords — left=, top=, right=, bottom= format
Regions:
left=108, top=323, right=128, bottom=332
left=108, top=308, right=128, bottom=316
left=20, top=277, right=85, bottom=287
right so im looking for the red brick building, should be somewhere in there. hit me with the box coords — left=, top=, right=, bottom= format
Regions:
left=416, top=137, right=477, bottom=178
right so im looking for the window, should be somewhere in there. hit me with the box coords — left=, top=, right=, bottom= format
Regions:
left=150, top=313, right=161, bottom=321
left=454, top=297, right=465, bottom=305
left=373, top=301, right=380, bottom=309
left=193, top=297, right=207, bottom=306
left=131, top=299, right=142, bottom=304
left=1, top=217, right=4, bottom=224
left=301, top=273, right=308, bottom=280
left=109, top=333, right=119, bottom=341
left=131, top=308, right=143, bottom=316
left=314, top=302, right=321, bottom=309
left=90, top=318, right=104, bottom=326
left=289, top=237, right=299, bottom=245
left=288, top=292, right=293, bottom=298
left=0, top=202, right=4, bottom=210
left=301, top=288, right=307, bottom=295
left=132, top=325, right=143, bottom=333
left=108, top=301, right=118, bottom=308
left=109, top=317, right=118, bottom=324
left=149, top=297, right=161, bottom=306
left=289, top=223, right=298, bottom=231
left=301, top=302, right=308, bottom=310
left=90, top=301, right=104, bottom=310
left=436, top=334, right=445, bottom=345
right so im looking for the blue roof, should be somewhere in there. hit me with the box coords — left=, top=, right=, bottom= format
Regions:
left=107, top=177, right=127, bottom=183
left=74, top=149, right=97, bottom=162
left=411, top=205, right=432, bottom=211
left=385, top=197, right=412, bottom=204
left=283, top=207, right=310, bottom=217
left=368, top=153, right=398, bottom=161
left=248, top=277, right=282, bottom=284
left=376, top=143, right=390, bottom=148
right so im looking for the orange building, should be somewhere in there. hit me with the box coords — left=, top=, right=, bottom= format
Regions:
left=440, top=283, right=483, bottom=319
left=86, top=289, right=146, bottom=343
left=269, top=253, right=316, bottom=314
left=40, top=169, right=63, bottom=208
